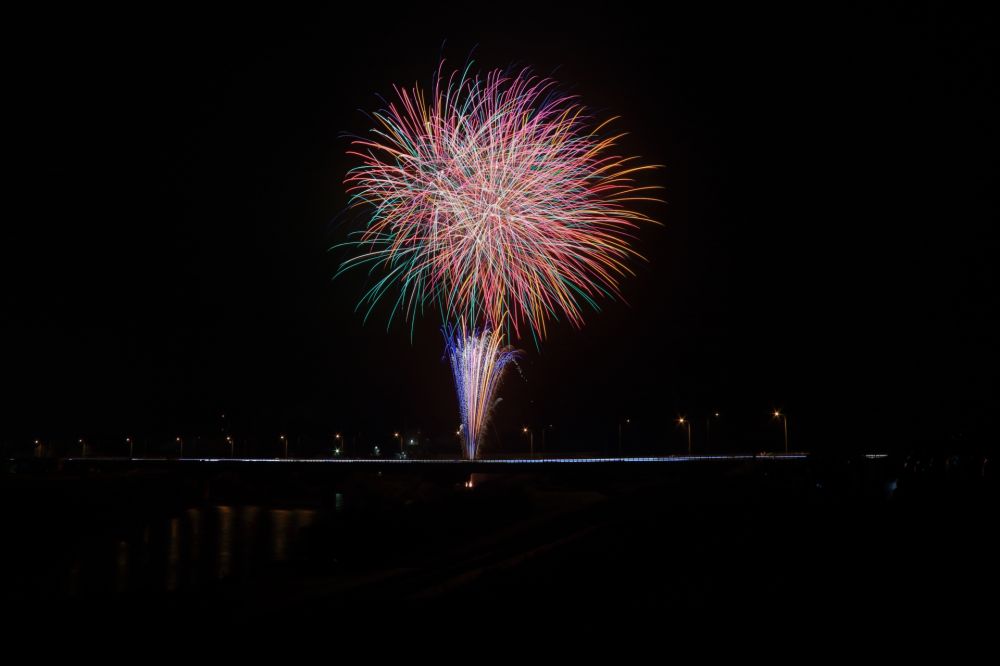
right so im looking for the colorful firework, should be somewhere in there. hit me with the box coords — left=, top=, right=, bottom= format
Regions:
left=444, top=322, right=520, bottom=459
left=340, top=61, right=660, bottom=344
left=340, top=60, right=658, bottom=458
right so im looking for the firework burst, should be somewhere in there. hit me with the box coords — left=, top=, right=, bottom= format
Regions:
left=340, top=61, right=660, bottom=344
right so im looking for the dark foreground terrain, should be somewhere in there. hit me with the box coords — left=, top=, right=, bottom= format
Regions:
left=2, top=455, right=995, bottom=627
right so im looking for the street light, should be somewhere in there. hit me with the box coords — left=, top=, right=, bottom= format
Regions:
left=280, top=434, right=288, bottom=459
left=522, top=427, right=534, bottom=457
left=677, top=417, right=692, bottom=454
left=125, top=437, right=133, bottom=459
left=79, top=438, right=86, bottom=458
left=334, top=433, right=342, bottom=457
left=706, top=412, right=720, bottom=451
left=618, top=418, right=630, bottom=455
left=176, top=436, right=183, bottom=458
left=226, top=435, right=234, bottom=458
left=773, top=410, right=789, bottom=453
left=394, top=432, right=402, bottom=454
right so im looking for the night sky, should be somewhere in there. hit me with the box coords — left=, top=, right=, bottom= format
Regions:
left=6, top=4, right=997, bottom=455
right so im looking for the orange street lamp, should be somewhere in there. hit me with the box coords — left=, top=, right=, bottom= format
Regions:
left=677, top=417, right=692, bottom=454
left=773, top=410, right=789, bottom=453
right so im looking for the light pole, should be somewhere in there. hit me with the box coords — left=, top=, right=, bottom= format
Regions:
left=773, top=410, right=789, bottom=453
left=280, top=434, right=288, bottom=459
left=126, top=437, right=133, bottom=459
left=706, top=412, right=720, bottom=451
left=79, top=438, right=86, bottom=458
left=522, top=427, right=534, bottom=457
left=394, top=432, right=402, bottom=454
left=677, top=417, right=692, bottom=454
left=618, top=418, right=630, bottom=456
left=542, top=425, right=553, bottom=454
left=226, top=436, right=234, bottom=458
left=334, top=433, right=342, bottom=457
left=176, top=436, right=183, bottom=458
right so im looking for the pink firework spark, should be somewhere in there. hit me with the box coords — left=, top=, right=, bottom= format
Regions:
left=341, top=61, right=661, bottom=342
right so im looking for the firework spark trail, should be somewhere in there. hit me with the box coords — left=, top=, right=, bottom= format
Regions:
left=341, top=62, right=660, bottom=344
left=444, top=322, right=520, bottom=459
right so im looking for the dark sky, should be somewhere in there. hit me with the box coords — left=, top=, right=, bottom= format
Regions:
left=5, top=4, right=997, bottom=455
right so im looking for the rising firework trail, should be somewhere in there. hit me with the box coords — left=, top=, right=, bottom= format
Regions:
left=340, top=60, right=659, bottom=458
left=444, top=322, right=520, bottom=459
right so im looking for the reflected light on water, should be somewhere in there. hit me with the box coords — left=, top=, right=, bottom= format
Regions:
left=216, top=506, right=233, bottom=579
left=166, top=517, right=180, bottom=591
left=18, top=500, right=334, bottom=598
left=187, top=507, right=201, bottom=562
left=271, top=509, right=290, bottom=561
left=241, top=506, right=259, bottom=577
left=270, top=509, right=317, bottom=562
left=295, top=509, right=316, bottom=531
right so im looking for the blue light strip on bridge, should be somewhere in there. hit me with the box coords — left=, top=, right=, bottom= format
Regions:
left=60, top=454, right=810, bottom=463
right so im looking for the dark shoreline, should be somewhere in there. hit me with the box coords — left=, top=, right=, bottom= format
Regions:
left=3, top=452, right=995, bottom=626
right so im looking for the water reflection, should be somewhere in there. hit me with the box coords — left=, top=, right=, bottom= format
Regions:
left=270, top=509, right=318, bottom=562
left=271, top=510, right=290, bottom=561
left=0, top=499, right=343, bottom=600
left=187, top=507, right=201, bottom=562
left=20, top=503, right=329, bottom=599
left=216, top=505, right=234, bottom=579
left=166, top=518, right=180, bottom=591
left=240, top=506, right=259, bottom=577
left=294, top=509, right=316, bottom=532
